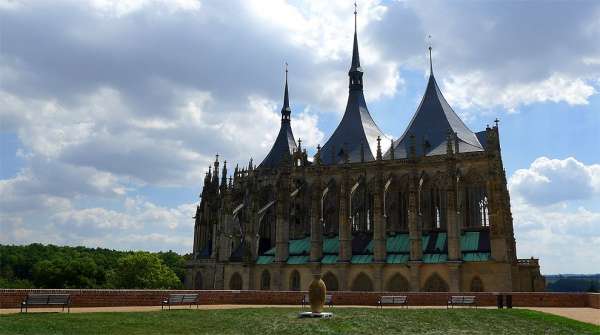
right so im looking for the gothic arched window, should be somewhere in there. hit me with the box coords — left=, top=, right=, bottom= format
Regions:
left=229, top=272, right=243, bottom=290
left=351, top=273, right=374, bottom=292
left=323, top=272, right=339, bottom=291
left=260, top=270, right=270, bottom=290
left=290, top=270, right=301, bottom=291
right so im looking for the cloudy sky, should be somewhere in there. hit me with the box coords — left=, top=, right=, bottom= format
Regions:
left=1, top=0, right=599, bottom=274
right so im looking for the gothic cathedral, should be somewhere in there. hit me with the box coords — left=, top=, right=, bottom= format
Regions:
left=186, top=13, right=545, bottom=293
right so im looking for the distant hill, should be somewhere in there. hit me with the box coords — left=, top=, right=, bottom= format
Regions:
left=544, top=274, right=600, bottom=292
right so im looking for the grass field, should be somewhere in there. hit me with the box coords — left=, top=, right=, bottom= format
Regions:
left=0, top=308, right=597, bottom=335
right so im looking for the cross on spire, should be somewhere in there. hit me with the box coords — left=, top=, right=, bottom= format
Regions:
left=354, top=1, right=358, bottom=32
left=281, top=62, right=291, bottom=122
left=428, top=35, right=433, bottom=75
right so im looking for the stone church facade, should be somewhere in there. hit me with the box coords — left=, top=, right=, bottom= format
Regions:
left=185, top=15, right=545, bottom=293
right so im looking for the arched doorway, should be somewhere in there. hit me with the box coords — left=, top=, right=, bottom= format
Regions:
left=194, top=272, right=203, bottom=290
left=289, top=270, right=301, bottom=291
left=470, top=276, right=484, bottom=292
left=386, top=273, right=409, bottom=292
left=322, top=272, right=339, bottom=291
left=351, top=273, right=373, bottom=292
left=260, top=270, right=271, bottom=290
left=229, top=272, right=243, bottom=290
left=423, top=273, right=449, bottom=292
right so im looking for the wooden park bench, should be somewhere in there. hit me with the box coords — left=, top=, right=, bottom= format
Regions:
left=377, top=295, right=408, bottom=308
left=301, top=294, right=333, bottom=308
left=21, top=294, right=71, bottom=313
left=161, top=293, right=199, bottom=310
left=447, top=295, right=477, bottom=308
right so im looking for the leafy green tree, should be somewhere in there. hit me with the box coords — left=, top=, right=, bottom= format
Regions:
left=107, top=252, right=182, bottom=289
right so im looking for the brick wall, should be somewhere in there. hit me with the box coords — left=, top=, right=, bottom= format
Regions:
left=588, top=293, right=600, bottom=309
left=1, top=289, right=596, bottom=309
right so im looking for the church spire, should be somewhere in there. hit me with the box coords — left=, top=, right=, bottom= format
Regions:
left=258, top=66, right=298, bottom=169
left=428, top=35, right=434, bottom=76
left=281, top=62, right=291, bottom=123
left=349, top=1, right=363, bottom=91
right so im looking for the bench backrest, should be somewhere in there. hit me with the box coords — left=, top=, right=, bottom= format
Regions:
left=47, top=295, right=70, bottom=304
left=26, top=294, right=69, bottom=304
left=26, top=295, right=49, bottom=304
left=450, top=296, right=476, bottom=304
left=181, top=294, right=198, bottom=303
left=380, top=295, right=407, bottom=304
left=169, top=294, right=198, bottom=304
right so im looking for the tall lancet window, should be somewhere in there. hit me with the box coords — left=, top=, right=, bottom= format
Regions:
left=479, top=196, right=489, bottom=227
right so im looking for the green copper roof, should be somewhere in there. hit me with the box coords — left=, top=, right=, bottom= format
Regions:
left=289, top=237, right=310, bottom=255
left=462, top=252, right=490, bottom=262
left=323, top=237, right=339, bottom=254
left=387, top=234, right=410, bottom=253
left=321, top=254, right=338, bottom=264
left=351, top=254, right=373, bottom=264
left=256, top=255, right=274, bottom=264
left=423, top=253, right=448, bottom=264
left=287, top=255, right=310, bottom=265
left=461, top=231, right=480, bottom=252
left=421, top=234, right=430, bottom=251
left=386, top=253, right=409, bottom=264
left=364, top=239, right=374, bottom=253
left=256, top=232, right=490, bottom=265
left=434, top=232, right=447, bottom=251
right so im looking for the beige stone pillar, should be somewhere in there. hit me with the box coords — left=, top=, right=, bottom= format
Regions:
left=488, top=179, right=508, bottom=262
left=447, top=261, right=461, bottom=292
left=338, top=177, right=352, bottom=263
left=310, top=183, right=323, bottom=262
left=275, top=178, right=290, bottom=263
left=408, top=180, right=422, bottom=261
left=446, top=188, right=461, bottom=261
left=408, top=260, right=422, bottom=291
left=373, top=186, right=386, bottom=262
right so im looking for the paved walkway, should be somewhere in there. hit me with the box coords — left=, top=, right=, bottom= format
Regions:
left=1, top=305, right=598, bottom=326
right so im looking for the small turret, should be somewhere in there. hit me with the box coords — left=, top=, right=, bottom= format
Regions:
left=220, top=160, right=228, bottom=190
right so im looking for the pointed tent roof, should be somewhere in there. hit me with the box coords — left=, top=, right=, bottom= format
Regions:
left=386, top=54, right=483, bottom=159
left=318, top=10, right=388, bottom=165
left=258, top=70, right=297, bottom=169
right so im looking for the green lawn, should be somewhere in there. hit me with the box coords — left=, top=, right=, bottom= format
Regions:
left=0, top=308, right=597, bottom=335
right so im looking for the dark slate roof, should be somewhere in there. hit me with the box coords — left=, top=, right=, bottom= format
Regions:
left=318, top=31, right=388, bottom=165
left=258, top=76, right=297, bottom=169
left=385, top=73, right=483, bottom=158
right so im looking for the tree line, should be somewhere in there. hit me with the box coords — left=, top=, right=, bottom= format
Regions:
left=0, top=244, right=190, bottom=289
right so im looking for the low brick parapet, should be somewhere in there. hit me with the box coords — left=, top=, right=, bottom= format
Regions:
left=1, top=289, right=597, bottom=309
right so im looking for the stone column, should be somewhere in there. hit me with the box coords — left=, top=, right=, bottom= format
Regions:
left=338, top=176, right=352, bottom=263
left=373, top=264, right=384, bottom=291
left=408, top=177, right=422, bottom=261
left=373, top=186, right=386, bottom=262
left=488, top=179, right=508, bottom=262
left=310, top=183, right=323, bottom=262
left=275, top=178, right=290, bottom=263
left=446, top=187, right=461, bottom=261
left=273, top=266, right=284, bottom=290
left=408, top=260, right=422, bottom=291
left=447, top=261, right=461, bottom=292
